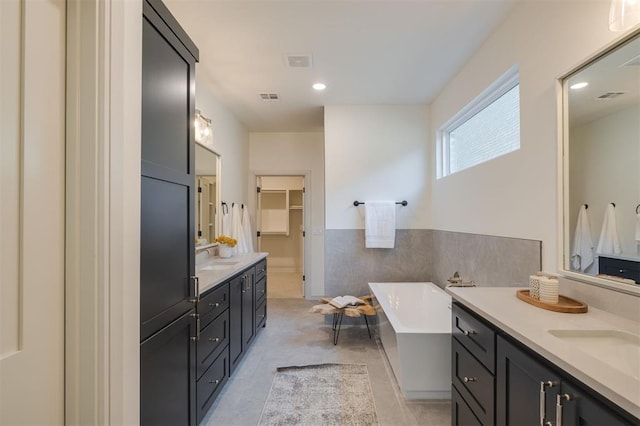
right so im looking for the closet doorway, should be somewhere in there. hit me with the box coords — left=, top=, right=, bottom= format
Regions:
left=256, top=176, right=305, bottom=298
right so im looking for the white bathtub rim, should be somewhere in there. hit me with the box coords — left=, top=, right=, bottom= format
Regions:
left=368, top=281, right=452, bottom=334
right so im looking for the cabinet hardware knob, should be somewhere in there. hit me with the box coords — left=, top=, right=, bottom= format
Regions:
left=209, top=302, right=220, bottom=307
left=619, top=269, right=626, bottom=273
left=208, top=337, right=220, bottom=342
left=463, top=329, right=476, bottom=336
left=539, top=381, right=556, bottom=426
left=556, top=393, right=571, bottom=426
left=463, top=376, right=476, bottom=383
left=209, top=379, right=220, bottom=385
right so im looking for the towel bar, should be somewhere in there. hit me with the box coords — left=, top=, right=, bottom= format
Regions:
left=353, top=200, right=408, bottom=207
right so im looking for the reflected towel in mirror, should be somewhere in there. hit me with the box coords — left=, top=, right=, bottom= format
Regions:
left=596, top=204, right=622, bottom=255
left=571, top=205, right=594, bottom=272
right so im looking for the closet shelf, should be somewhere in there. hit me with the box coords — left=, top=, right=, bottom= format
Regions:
left=289, top=205, right=303, bottom=210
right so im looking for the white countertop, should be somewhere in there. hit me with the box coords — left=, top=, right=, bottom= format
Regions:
left=446, top=286, right=640, bottom=419
left=196, top=252, right=268, bottom=294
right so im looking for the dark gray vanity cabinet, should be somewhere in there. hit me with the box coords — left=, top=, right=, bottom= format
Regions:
left=140, top=0, right=199, bottom=424
left=195, top=284, right=230, bottom=424
left=497, top=335, right=634, bottom=426
left=451, top=302, right=638, bottom=426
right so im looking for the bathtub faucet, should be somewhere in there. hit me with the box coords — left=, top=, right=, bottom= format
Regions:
left=446, top=272, right=475, bottom=287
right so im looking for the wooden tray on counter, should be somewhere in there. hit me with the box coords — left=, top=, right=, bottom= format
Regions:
left=516, top=290, right=588, bottom=313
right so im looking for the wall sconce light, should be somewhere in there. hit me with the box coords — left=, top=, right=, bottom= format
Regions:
left=194, top=109, right=212, bottom=144
left=609, top=0, right=640, bottom=31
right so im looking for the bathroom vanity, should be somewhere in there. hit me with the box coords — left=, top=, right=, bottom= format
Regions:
left=194, top=253, right=268, bottom=424
left=447, top=287, right=639, bottom=426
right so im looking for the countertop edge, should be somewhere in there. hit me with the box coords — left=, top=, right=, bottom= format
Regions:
left=446, top=286, right=640, bottom=420
left=197, top=252, right=268, bottom=294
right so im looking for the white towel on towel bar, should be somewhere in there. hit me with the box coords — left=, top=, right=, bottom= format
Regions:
left=364, top=201, right=396, bottom=248
left=241, top=205, right=254, bottom=253
left=636, top=213, right=640, bottom=242
left=570, top=205, right=594, bottom=272
left=596, top=204, right=621, bottom=255
left=231, top=203, right=248, bottom=254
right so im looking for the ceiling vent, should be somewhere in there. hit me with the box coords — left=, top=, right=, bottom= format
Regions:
left=596, top=92, right=625, bottom=100
left=620, top=54, right=640, bottom=67
left=285, top=54, right=312, bottom=69
left=259, top=93, right=279, bottom=101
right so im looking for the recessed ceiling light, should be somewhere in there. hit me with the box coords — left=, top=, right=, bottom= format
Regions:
left=312, top=83, right=326, bottom=91
left=570, top=82, right=589, bottom=90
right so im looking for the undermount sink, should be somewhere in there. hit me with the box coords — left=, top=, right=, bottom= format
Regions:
left=548, top=329, right=640, bottom=378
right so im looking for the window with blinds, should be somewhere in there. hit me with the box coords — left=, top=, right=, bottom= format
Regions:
left=438, top=68, right=520, bottom=178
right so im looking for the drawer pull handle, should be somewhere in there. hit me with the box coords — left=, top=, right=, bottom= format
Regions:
left=259, top=268, right=265, bottom=273
left=462, top=376, right=476, bottom=383
left=209, top=302, right=220, bottom=308
left=556, top=393, right=571, bottom=426
left=208, top=337, right=220, bottom=342
left=619, top=269, right=626, bottom=273
left=209, top=379, right=220, bottom=385
left=462, top=329, right=476, bottom=336
left=539, top=381, right=556, bottom=426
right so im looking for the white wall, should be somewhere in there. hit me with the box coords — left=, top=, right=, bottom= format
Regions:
left=195, top=78, right=249, bottom=206
left=570, top=105, right=640, bottom=258
left=248, top=132, right=325, bottom=297
left=324, top=105, right=430, bottom=230
left=429, top=0, right=626, bottom=273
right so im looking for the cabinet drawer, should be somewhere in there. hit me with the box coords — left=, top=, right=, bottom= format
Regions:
left=199, top=283, right=229, bottom=327
left=452, top=302, right=495, bottom=373
left=255, top=258, right=267, bottom=282
left=256, top=300, right=267, bottom=330
left=453, top=338, right=494, bottom=426
left=255, top=277, right=266, bottom=305
left=452, top=385, right=482, bottom=426
left=197, top=310, right=228, bottom=380
left=599, top=256, right=640, bottom=283
left=196, top=349, right=228, bottom=425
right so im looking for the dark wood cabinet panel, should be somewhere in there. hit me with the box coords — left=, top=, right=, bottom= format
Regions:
left=496, top=336, right=559, bottom=426
left=452, top=386, right=482, bottom=426
left=560, top=380, right=633, bottom=426
left=452, top=338, right=494, bottom=426
left=229, top=275, right=243, bottom=375
left=140, top=311, right=196, bottom=426
left=241, top=270, right=255, bottom=348
left=196, top=311, right=228, bottom=380
left=196, top=350, right=228, bottom=425
left=140, top=0, right=199, bottom=424
left=452, top=303, right=496, bottom=374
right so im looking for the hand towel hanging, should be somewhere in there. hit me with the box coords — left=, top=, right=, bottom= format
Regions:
left=596, top=203, right=622, bottom=255
left=241, top=205, right=254, bottom=253
left=364, top=201, right=396, bottom=248
left=570, top=205, right=594, bottom=272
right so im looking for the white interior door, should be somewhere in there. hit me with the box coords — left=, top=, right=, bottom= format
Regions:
left=1, top=0, right=66, bottom=423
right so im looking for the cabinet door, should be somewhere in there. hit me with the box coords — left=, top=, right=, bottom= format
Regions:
left=229, top=275, right=243, bottom=375
left=496, top=336, right=560, bottom=426
left=140, top=310, right=197, bottom=426
left=140, top=0, right=198, bottom=342
left=559, top=381, right=635, bottom=426
left=242, top=270, right=256, bottom=348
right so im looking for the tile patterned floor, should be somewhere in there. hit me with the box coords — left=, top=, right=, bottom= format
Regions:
left=202, top=298, right=451, bottom=425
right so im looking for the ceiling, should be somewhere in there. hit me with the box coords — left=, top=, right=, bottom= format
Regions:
left=164, top=0, right=517, bottom=132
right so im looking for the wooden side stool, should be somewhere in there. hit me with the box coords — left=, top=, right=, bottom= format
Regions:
left=309, top=295, right=376, bottom=345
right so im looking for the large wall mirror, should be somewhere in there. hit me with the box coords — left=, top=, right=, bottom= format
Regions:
left=561, top=29, right=640, bottom=295
left=195, top=142, right=221, bottom=245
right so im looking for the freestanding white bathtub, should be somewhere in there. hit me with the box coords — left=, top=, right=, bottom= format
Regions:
left=368, top=282, right=451, bottom=400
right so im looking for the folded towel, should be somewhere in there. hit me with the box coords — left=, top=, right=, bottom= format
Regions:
left=596, top=204, right=621, bottom=255
left=571, top=205, right=594, bottom=272
left=364, top=201, right=396, bottom=248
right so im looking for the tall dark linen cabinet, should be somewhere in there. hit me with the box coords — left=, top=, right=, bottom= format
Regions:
left=140, top=1, right=199, bottom=424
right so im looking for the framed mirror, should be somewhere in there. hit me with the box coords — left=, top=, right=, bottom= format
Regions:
left=560, top=29, right=640, bottom=295
left=195, top=142, right=221, bottom=246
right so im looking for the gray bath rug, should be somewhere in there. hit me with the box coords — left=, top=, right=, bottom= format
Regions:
left=258, top=363, right=379, bottom=426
